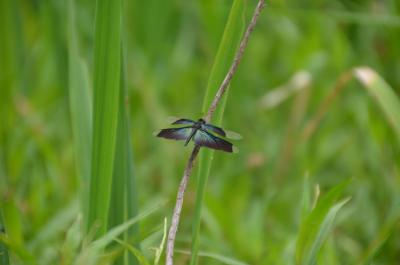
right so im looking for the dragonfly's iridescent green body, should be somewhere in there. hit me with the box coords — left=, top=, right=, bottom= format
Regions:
left=156, top=118, right=239, bottom=153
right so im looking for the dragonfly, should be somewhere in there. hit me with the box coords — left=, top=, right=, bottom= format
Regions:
left=156, top=118, right=240, bottom=153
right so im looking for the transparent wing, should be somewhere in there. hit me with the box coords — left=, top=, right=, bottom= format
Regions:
left=156, top=127, right=192, bottom=141
left=194, top=130, right=234, bottom=153
left=223, top=129, right=242, bottom=140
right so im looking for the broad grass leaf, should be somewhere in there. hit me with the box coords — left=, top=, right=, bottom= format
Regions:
left=87, top=0, right=122, bottom=235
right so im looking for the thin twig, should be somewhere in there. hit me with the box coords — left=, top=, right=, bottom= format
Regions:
left=166, top=1, right=265, bottom=265
left=166, top=145, right=200, bottom=265
left=204, top=0, right=266, bottom=123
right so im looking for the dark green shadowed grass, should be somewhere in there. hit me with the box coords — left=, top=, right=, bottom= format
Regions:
left=191, top=1, right=246, bottom=264
left=0, top=214, right=10, bottom=265
left=87, top=0, right=122, bottom=235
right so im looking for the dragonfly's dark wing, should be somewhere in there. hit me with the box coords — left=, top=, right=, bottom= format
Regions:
left=194, top=129, right=233, bottom=153
left=203, top=123, right=242, bottom=140
left=171, top=118, right=196, bottom=125
left=203, top=123, right=226, bottom=137
left=156, top=127, right=192, bottom=141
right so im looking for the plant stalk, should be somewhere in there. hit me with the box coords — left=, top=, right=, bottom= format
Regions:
left=165, top=1, right=265, bottom=264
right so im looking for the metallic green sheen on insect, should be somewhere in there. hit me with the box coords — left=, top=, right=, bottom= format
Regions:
left=156, top=118, right=240, bottom=153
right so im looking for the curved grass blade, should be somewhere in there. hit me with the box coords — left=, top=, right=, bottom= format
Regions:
left=353, top=67, right=400, bottom=143
left=356, top=192, right=400, bottom=264
left=114, top=238, right=151, bottom=265
left=191, top=1, right=246, bottom=264
left=93, top=203, right=162, bottom=251
left=296, top=181, right=350, bottom=265
left=153, top=218, right=167, bottom=265
left=108, top=55, right=139, bottom=265
left=87, top=0, right=122, bottom=235
left=259, top=71, right=312, bottom=110
left=67, top=0, right=92, bottom=221
left=302, top=67, right=400, bottom=145
left=178, top=249, right=249, bottom=265
left=77, top=202, right=162, bottom=265
left=28, top=199, right=78, bottom=249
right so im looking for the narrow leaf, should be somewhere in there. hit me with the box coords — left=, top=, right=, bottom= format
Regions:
left=87, top=0, right=122, bottom=235
left=114, top=238, right=151, bottom=265
left=191, top=1, right=245, bottom=265
left=108, top=55, right=139, bottom=265
left=67, top=0, right=92, bottom=221
left=353, top=67, right=400, bottom=143
left=296, top=181, right=350, bottom=265
left=92, top=203, right=161, bottom=250
left=0, top=214, right=9, bottom=265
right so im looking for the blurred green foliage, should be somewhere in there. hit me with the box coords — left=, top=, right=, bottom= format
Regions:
left=0, top=0, right=399, bottom=264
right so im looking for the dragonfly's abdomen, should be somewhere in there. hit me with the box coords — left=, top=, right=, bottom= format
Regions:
left=184, top=128, right=197, bottom=146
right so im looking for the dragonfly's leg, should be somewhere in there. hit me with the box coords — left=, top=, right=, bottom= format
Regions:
left=184, top=128, right=197, bottom=146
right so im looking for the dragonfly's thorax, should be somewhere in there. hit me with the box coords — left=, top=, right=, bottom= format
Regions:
left=194, top=118, right=206, bottom=130
left=196, top=118, right=206, bottom=129
left=193, top=123, right=201, bottom=130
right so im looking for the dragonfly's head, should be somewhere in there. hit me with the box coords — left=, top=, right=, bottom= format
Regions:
left=198, top=118, right=206, bottom=124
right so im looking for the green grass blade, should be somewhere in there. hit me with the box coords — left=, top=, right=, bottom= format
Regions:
left=153, top=218, right=167, bottom=265
left=0, top=213, right=10, bottom=265
left=296, top=181, right=350, bottom=265
left=353, top=67, right=400, bottom=143
left=0, top=2, right=24, bottom=260
left=61, top=214, right=83, bottom=265
left=28, top=199, right=78, bottom=249
left=179, top=249, right=249, bottom=265
left=0, top=0, right=16, bottom=142
left=93, top=203, right=162, bottom=251
left=356, top=216, right=399, bottom=265
left=114, top=239, right=151, bottom=265
left=1, top=195, right=23, bottom=248
left=108, top=55, right=139, bottom=265
left=67, top=0, right=92, bottom=222
left=87, top=0, right=122, bottom=235
left=356, top=193, right=400, bottom=265
left=300, top=174, right=312, bottom=222
left=191, top=1, right=245, bottom=264
left=77, top=203, right=162, bottom=265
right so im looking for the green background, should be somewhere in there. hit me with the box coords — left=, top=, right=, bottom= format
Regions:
left=0, top=0, right=399, bottom=264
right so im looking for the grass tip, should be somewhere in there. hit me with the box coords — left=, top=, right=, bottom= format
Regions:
left=353, top=67, right=377, bottom=86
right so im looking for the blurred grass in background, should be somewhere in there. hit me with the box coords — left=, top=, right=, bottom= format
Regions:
left=1, top=0, right=400, bottom=264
